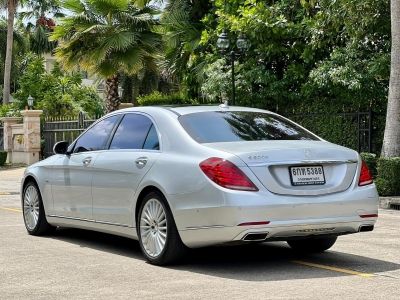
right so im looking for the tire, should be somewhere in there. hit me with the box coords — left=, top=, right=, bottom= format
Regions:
left=287, top=236, right=337, bottom=253
left=137, top=191, right=187, bottom=265
left=22, top=181, right=55, bottom=236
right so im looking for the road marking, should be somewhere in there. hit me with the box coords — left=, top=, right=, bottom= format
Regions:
left=292, top=260, right=374, bottom=278
left=0, top=207, right=22, bottom=213
left=0, top=191, right=20, bottom=195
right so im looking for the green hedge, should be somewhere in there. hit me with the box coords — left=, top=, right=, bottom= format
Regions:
left=0, top=151, right=7, bottom=166
left=375, top=157, right=400, bottom=196
left=137, top=91, right=197, bottom=106
left=360, top=152, right=377, bottom=177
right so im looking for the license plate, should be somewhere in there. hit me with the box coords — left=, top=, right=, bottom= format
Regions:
left=289, top=165, right=325, bottom=186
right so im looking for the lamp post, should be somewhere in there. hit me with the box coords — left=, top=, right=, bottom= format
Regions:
left=216, top=31, right=250, bottom=105
left=27, top=95, right=34, bottom=110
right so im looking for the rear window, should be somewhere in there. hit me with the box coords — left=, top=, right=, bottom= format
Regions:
left=179, top=111, right=319, bottom=143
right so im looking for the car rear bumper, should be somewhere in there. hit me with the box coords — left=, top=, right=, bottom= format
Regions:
left=178, top=217, right=376, bottom=248
left=171, top=184, right=379, bottom=248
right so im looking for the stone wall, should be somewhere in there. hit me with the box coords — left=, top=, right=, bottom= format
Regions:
left=1, top=110, right=43, bottom=165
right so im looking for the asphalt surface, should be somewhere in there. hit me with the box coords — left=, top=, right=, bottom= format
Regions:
left=0, top=168, right=399, bottom=299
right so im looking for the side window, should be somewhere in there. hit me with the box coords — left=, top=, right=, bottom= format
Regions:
left=74, top=115, right=119, bottom=153
left=143, top=125, right=160, bottom=150
left=110, top=114, right=155, bottom=150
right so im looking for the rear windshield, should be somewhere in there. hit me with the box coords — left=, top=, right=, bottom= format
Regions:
left=179, top=111, right=319, bottom=143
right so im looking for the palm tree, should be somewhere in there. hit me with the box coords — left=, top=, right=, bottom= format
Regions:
left=20, top=0, right=63, bottom=55
left=161, top=0, right=210, bottom=77
left=51, top=0, right=161, bottom=112
left=382, top=0, right=400, bottom=157
left=0, top=19, right=27, bottom=94
left=159, top=0, right=211, bottom=99
left=1, top=0, right=20, bottom=104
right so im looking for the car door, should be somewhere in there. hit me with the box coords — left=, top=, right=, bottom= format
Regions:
left=51, top=115, right=121, bottom=220
left=91, top=113, right=161, bottom=226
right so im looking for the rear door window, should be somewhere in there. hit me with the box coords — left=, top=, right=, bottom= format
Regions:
left=110, top=114, right=157, bottom=150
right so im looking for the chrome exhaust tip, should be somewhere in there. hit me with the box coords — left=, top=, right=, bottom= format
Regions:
left=359, top=225, right=374, bottom=232
left=242, top=232, right=268, bottom=242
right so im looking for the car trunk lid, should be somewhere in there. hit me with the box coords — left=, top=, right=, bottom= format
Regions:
left=204, top=140, right=359, bottom=196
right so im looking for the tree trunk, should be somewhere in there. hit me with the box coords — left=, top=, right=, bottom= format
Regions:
left=2, top=1, right=16, bottom=104
left=132, top=75, right=140, bottom=106
left=382, top=0, right=400, bottom=157
left=105, top=75, right=120, bottom=113
left=121, top=75, right=134, bottom=104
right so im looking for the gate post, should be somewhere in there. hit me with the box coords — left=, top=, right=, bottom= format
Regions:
left=1, top=116, right=21, bottom=163
left=21, top=110, right=43, bottom=165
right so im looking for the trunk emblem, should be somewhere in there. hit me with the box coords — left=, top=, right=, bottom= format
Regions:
left=248, top=155, right=269, bottom=160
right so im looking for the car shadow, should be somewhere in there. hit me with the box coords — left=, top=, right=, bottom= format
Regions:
left=48, top=228, right=400, bottom=282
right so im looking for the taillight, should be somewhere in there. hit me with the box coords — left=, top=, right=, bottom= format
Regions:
left=358, top=160, right=373, bottom=186
left=199, top=157, right=258, bottom=191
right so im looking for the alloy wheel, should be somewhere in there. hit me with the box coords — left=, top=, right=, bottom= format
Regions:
left=23, top=185, right=40, bottom=231
left=139, top=198, right=168, bottom=258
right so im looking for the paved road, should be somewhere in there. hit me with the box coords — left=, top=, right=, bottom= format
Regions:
left=0, top=168, right=399, bottom=299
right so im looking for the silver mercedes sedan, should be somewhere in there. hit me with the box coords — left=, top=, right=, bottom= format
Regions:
left=21, top=105, right=378, bottom=265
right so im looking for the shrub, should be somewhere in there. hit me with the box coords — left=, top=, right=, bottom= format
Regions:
left=375, top=157, right=400, bottom=196
left=0, top=103, right=22, bottom=118
left=0, top=151, right=7, bottom=166
left=137, top=91, right=197, bottom=106
left=360, top=152, right=377, bottom=177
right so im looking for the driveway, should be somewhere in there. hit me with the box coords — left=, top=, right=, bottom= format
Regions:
left=0, top=168, right=399, bottom=299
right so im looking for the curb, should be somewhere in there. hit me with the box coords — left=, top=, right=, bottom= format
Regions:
left=379, top=197, right=400, bottom=210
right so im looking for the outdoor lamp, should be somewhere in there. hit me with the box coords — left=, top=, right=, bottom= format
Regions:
left=216, top=31, right=230, bottom=51
left=27, top=95, right=34, bottom=110
left=236, top=33, right=250, bottom=52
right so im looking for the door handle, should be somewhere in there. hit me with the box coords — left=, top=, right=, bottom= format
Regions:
left=135, top=157, right=148, bottom=169
left=82, top=157, right=92, bottom=166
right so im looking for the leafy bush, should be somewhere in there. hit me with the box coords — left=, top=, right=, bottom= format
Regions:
left=12, top=55, right=104, bottom=118
left=360, top=152, right=377, bottom=177
left=0, top=103, right=21, bottom=118
left=375, top=157, right=400, bottom=196
left=0, top=151, right=7, bottom=166
left=137, top=91, right=197, bottom=106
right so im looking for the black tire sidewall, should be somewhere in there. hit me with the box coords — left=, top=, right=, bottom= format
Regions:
left=22, top=182, right=47, bottom=235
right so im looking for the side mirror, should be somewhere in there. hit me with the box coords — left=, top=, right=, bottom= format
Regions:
left=53, top=141, right=70, bottom=155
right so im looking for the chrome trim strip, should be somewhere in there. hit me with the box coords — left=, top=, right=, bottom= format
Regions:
left=248, top=159, right=358, bottom=167
left=184, top=225, right=228, bottom=230
left=47, top=215, right=133, bottom=228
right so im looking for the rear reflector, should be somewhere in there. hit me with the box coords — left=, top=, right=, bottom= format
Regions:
left=359, top=214, right=378, bottom=218
left=238, top=221, right=270, bottom=226
left=199, top=157, right=258, bottom=191
left=358, top=160, right=373, bottom=186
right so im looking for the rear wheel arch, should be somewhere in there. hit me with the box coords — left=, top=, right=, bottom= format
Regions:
left=135, top=185, right=174, bottom=226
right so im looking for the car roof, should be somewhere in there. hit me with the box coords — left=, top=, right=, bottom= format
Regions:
left=117, top=105, right=272, bottom=116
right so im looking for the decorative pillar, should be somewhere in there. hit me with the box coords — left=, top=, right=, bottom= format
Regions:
left=21, top=110, right=43, bottom=165
left=1, top=116, right=21, bottom=163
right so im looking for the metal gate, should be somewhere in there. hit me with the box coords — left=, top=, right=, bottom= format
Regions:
left=42, top=112, right=99, bottom=158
